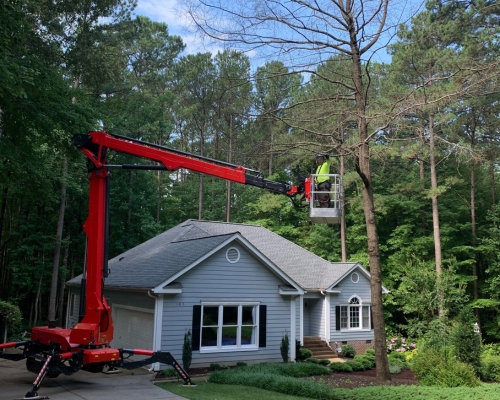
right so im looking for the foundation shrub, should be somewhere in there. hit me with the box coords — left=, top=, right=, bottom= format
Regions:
left=299, top=348, right=313, bottom=360
left=365, top=348, right=375, bottom=356
left=306, top=357, right=320, bottom=364
left=345, top=360, right=365, bottom=371
left=319, top=359, right=331, bottom=366
left=329, top=362, right=353, bottom=372
left=363, top=350, right=376, bottom=366
left=341, top=344, right=356, bottom=358
left=353, top=355, right=375, bottom=369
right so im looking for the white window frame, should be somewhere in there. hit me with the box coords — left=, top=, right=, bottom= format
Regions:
left=340, top=296, right=371, bottom=331
left=200, top=302, right=259, bottom=353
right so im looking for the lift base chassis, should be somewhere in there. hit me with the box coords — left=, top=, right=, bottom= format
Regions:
left=0, top=329, right=194, bottom=399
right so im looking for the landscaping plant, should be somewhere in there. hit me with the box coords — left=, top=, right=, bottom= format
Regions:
left=281, top=333, right=289, bottom=362
left=411, top=344, right=480, bottom=387
left=182, top=329, right=192, bottom=370
left=340, top=344, right=356, bottom=358
left=450, top=306, right=481, bottom=375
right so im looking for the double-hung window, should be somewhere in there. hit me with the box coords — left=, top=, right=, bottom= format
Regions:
left=340, top=297, right=370, bottom=330
left=200, top=303, right=259, bottom=351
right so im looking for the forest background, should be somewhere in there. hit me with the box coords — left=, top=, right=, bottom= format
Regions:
left=0, top=0, right=499, bottom=347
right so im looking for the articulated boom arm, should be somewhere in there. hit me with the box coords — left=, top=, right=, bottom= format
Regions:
left=70, top=131, right=306, bottom=345
left=73, top=131, right=302, bottom=196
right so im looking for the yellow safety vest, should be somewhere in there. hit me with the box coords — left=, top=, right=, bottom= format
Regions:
left=315, top=159, right=331, bottom=183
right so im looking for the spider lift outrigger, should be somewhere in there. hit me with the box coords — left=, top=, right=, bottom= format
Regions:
left=0, top=131, right=342, bottom=399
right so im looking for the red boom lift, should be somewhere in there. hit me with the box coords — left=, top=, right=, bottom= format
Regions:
left=0, top=131, right=327, bottom=399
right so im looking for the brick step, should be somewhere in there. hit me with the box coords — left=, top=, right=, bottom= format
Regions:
left=302, top=337, right=339, bottom=359
left=313, top=353, right=339, bottom=359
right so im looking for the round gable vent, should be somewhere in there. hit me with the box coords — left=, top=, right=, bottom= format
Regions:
left=226, top=247, right=240, bottom=263
left=351, top=272, right=359, bottom=283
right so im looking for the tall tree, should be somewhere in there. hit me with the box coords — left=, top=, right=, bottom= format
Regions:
left=213, top=50, right=252, bottom=221
left=173, top=53, right=217, bottom=220
left=188, top=0, right=394, bottom=381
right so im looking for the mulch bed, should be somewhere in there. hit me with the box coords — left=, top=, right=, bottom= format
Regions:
left=157, top=366, right=419, bottom=390
left=310, top=368, right=418, bottom=389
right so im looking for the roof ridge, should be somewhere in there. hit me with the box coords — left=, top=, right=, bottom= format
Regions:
left=172, top=232, right=237, bottom=243
left=194, top=219, right=261, bottom=228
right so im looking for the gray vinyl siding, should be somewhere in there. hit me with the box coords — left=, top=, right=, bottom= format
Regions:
left=160, top=243, right=292, bottom=368
left=330, top=269, right=374, bottom=342
left=308, top=297, right=325, bottom=339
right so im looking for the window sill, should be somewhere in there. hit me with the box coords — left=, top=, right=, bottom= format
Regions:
left=340, top=328, right=372, bottom=332
left=199, top=346, right=259, bottom=354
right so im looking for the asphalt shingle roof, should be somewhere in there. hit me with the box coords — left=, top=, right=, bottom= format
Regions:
left=67, top=219, right=358, bottom=291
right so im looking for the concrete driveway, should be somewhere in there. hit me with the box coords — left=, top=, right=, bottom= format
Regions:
left=0, top=354, right=189, bottom=400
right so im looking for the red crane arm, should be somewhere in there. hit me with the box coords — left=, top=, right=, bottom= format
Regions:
left=64, top=131, right=307, bottom=349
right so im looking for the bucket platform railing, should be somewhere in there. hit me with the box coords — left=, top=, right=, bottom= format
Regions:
left=309, top=174, right=342, bottom=224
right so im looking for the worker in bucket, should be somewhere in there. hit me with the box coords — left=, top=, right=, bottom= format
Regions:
left=315, top=153, right=331, bottom=208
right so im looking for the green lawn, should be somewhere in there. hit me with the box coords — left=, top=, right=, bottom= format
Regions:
left=159, top=380, right=500, bottom=400
left=158, top=381, right=316, bottom=400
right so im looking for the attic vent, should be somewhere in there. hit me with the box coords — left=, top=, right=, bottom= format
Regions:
left=351, top=272, right=359, bottom=283
left=226, top=247, right=240, bottom=263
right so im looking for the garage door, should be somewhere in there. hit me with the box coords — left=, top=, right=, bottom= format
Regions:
left=112, top=305, right=154, bottom=351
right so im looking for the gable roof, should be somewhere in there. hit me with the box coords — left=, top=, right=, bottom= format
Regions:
left=67, top=219, right=372, bottom=291
left=326, top=263, right=390, bottom=294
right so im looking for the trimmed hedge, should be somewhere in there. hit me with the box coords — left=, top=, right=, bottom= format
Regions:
left=329, top=362, right=353, bottom=373
left=0, top=301, right=22, bottom=327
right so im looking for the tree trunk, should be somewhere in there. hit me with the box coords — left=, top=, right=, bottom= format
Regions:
left=340, top=148, right=347, bottom=262
left=57, top=226, right=71, bottom=323
left=469, top=122, right=480, bottom=332
left=198, top=120, right=206, bottom=220
left=156, top=136, right=163, bottom=224
left=48, top=159, right=67, bottom=322
left=351, top=49, right=390, bottom=383
left=226, top=115, right=233, bottom=222
left=428, top=114, right=444, bottom=318
left=33, top=269, right=43, bottom=327
left=490, top=159, right=496, bottom=218
left=419, top=121, right=427, bottom=235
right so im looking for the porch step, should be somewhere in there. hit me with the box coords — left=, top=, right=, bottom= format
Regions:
left=302, top=336, right=338, bottom=359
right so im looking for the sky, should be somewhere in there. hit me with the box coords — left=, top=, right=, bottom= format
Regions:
left=133, top=0, right=222, bottom=56
left=132, top=0, right=425, bottom=69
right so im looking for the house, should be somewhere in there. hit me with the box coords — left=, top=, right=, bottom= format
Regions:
left=66, top=219, right=388, bottom=369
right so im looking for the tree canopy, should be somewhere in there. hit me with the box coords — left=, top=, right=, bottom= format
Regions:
left=1, top=0, right=500, bottom=359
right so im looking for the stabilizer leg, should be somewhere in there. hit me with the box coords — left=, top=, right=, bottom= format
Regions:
left=119, top=349, right=195, bottom=386
left=23, top=355, right=53, bottom=399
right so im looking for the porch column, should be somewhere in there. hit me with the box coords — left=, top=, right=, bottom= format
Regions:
left=325, top=293, right=330, bottom=343
left=299, top=295, right=304, bottom=345
left=152, top=294, right=164, bottom=371
left=290, top=296, right=296, bottom=362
